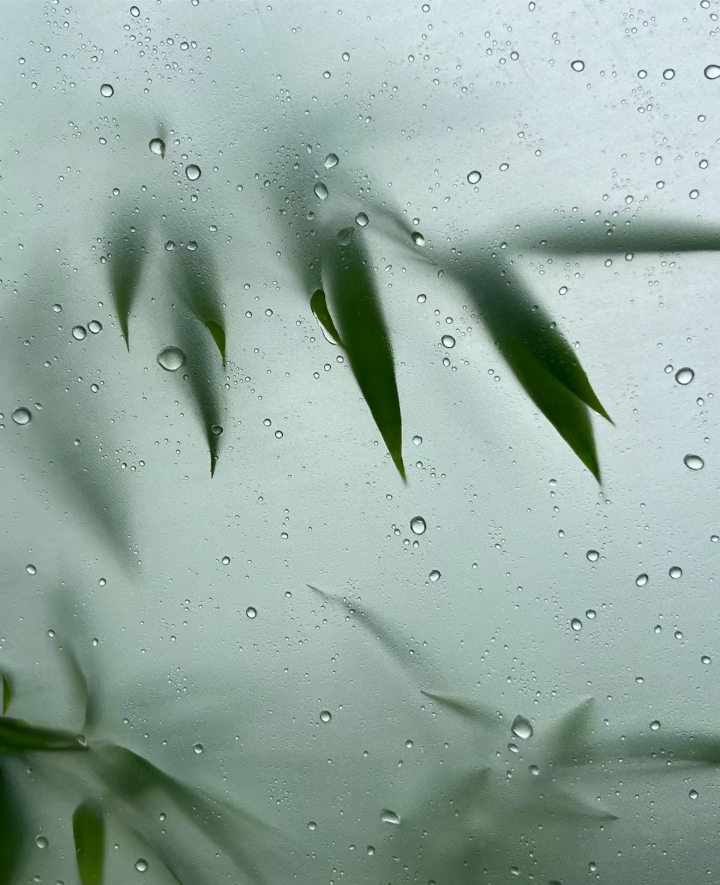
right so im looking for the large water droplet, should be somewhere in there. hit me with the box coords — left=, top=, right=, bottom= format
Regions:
left=511, top=715, right=533, bottom=740
left=669, top=565, right=683, bottom=579
left=411, top=231, right=425, bottom=246
left=130, top=5, right=140, bottom=16
left=662, top=68, right=675, bottom=80
left=410, top=516, right=426, bottom=535
left=100, top=83, right=114, bottom=97
left=157, top=346, right=186, bottom=371
left=88, top=320, right=102, bottom=334
left=320, top=710, right=332, bottom=723
left=149, top=137, right=165, bottom=157
left=571, top=617, right=583, bottom=631
left=704, top=64, right=720, bottom=80
left=355, top=212, right=369, bottom=226
left=72, top=325, right=87, bottom=340
left=185, top=164, right=201, bottom=181
left=12, top=407, right=31, bottom=426
left=441, top=334, right=455, bottom=348
left=246, top=606, right=257, bottom=619
left=26, top=564, right=37, bottom=575
left=570, top=59, right=585, bottom=72
left=684, top=454, right=704, bottom=470
left=35, top=835, right=48, bottom=849
left=467, top=170, right=481, bottom=184
left=675, top=367, right=694, bottom=385
left=380, top=809, right=401, bottom=825
left=193, top=742, right=204, bottom=754
left=429, top=569, right=441, bottom=582
left=134, top=859, right=149, bottom=873
left=313, top=182, right=328, bottom=200
left=635, top=573, right=648, bottom=587
left=324, top=153, right=339, bottom=169
left=586, top=549, right=600, bottom=562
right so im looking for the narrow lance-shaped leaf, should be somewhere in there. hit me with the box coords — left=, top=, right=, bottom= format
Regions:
left=545, top=697, right=596, bottom=766
left=419, top=690, right=500, bottom=729
left=0, top=717, right=88, bottom=754
left=129, top=829, right=191, bottom=885
left=73, top=800, right=105, bottom=885
left=1, top=673, right=13, bottom=715
left=561, top=728, right=720, bottom=769
left=107, top=221, right=147, bottom=350
left=174, top=247, right=227, bottom=367
left=62, top=646, right=99, bottom=734
left=322, top=234, right=405, bottom=479
left=0, top=762, right=27, bottom=885
left=310, top=289, right=343, bottom=345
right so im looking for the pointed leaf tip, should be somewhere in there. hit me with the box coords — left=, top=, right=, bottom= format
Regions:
left=310, top=289, right=343, bottom=346
left=1, top=674, right=13, bottom=715
left=204, top=319, right=226, bottom=365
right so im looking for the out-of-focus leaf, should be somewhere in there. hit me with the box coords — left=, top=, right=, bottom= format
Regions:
left=0, top=762, right=26, bottom=885
left=73, top=800, right=105, bottom=885
left=1, top=673, right=13, bottom=715
left=204, top=320, right=227, bottom=366
left=129, top=829, right=190, bottom=885
left=310, top=289, right=343, bottom=345
left=107, top=222, right=147, bottom=350
left=420, top=691, right=500, bottom=729
left=174, top=247, right=227, bottom=367
left=322, top=234, right=405, bottom=479
left=545, top=698, right=595, bottom=765
left=567, top=730, right=720, bottom=769
left=62, top=647, right=98, bottom=733
left=457, top=258, right=607, bottom=479
left=514, top=785, right=617, bottom=823
left=0, top=717, right=87, bottom=754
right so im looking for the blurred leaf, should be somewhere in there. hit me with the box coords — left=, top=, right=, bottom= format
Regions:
left=420, top=691, right=500, bottom=729
left=310, top=289, right=343, bottom=345
left=569, top=730, right=720, bottom=769
left=515, top=785, right=617, bottom=823
left=1, top=673, right=13, bottom=715
left=457, top=258, right=606, bottom=479
left=204, top=320, right=226, bottom=367
left=174, top=247, right=227, bottom=367
left=0, top=762, right=26, bottom=885
left=0, top=717, right=87, bottom=753
left=129, top=829, right=190, bottom=885
left=545, top=698, right=595, bottom=765
left=107, top=222, right=147, bottom=350
left=322, top=235, right=405, bottom=478
left=62, top=647, right=98, bottom=734
left=73, top=800, right=105, bottom=885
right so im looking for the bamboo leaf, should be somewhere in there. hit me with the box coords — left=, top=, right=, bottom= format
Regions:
left=0, top=762, right=27, bottom=885
left=1, top=674, right=13, bottom=715
left=546, top=698, right=596, bottom=765
left=322, top=235, right=405, bottom=478
left=174, top=247, right=227, bottom=366
left=420, top=691, right=500, bottom=729
left=62, top=647, right=98, bottom=734
left=107, top=222, right=147, bottom=350
left=0, top=717, right=88, bottom=754
left=204, top=320, right=227, bottom=367
left=73, top=800, right=105, bottom=885
left=310, top=289, right=343, bottom=345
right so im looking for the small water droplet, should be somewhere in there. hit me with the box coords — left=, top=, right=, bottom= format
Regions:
left=72, top=325, right=87, bottom=340
left=355, top=212, right=369, bottom=226
left=367, top=845, right=375, bottom=855
left=412, top=435, right=422, bottom=445
left=416, top=293, right=426, bottom=303
left=662, top=68, right=675, bottom=80
left=684, top=454, right=704, bottom=470
left=570, top=59, right=585, bottom=72
left=324, top=153, right=339, bottom=169
left=100, top=83, right=114, bottom=97
left=429, top=569, right=441, bottom=582
left=185, top=164, right=201, bottom=181
left=701, top=654, right=712, bottom=665
left=410, top=516, right=426, bottom=535
left=669, top=565, right=683, bottom=579
left=130, top=4, right=140, bottom=14
left=638, top=69, right=647, bottom=78
left=441, top=334, right=455, bottom=348
left=511, top=715, right=533, bottom=740
left=307, top=821, right=317, bottom=831
left=313, top=182, right=328, bottom=200
left=157, top=346, right=186, bottom=371
left=699, top=159, right=709, bottom=169
left=47, top=629, right=55, bottom=638
left=193, top=743, right=204, bottom=754
left=222, top=556, right=230, bottom=565
left=88, top=320, right=102, bottom=334
left=585, top=609, right=596, bottom=619
left=467, top=170, right=482, bottom=184
left=164, top=240, right=175, bottom=252
left=650, top=719, right=661, bottom=731
left=149, top=137, right=165, bottom=157
left=635, top=573, right=648, bottom=587
left=26, top=564, right=37, bottom=575
left=12, top=407, right=32, bottom=426
left=689, top=189, right=700, bottom=199
left=320, top=710, right=332, bottom=723
left=134, top=859, right=148, bottom=873
left=212, top=424, right=223, bottom=436
left=35, top=836, right=48, bottom=849
left=586, top=549, right=600, bottom=562
left=411, top=231, right=425, bottom=247
left=380, top=809, right=401, bottom=825
left=689, top=788, right=699, bottom=799
left=246, top=606, right=257, bottom=619
left=571, top=617, right=583, bottom=631
left=675, top=367, right=694, bottom=385
left=704, top=64, right=720, bottom=80
left=529, top=764, right=540, bottom=775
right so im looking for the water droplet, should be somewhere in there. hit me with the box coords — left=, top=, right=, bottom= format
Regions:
left=511, top=715, right=533, bottom=740
left=246, top=606, right=257, bottom=619
left=669, top=566, right=683, bottom=579
left=148, top=137, right=165, bottom=158
left=12, top=407, right=31, bottom=426
left=684, top=454, right=704, bottom=470
left=662, top=68, right=675, bottom=80
left=675, top=630, right=683, bottom=640
left=53, top=303, right=62, bottom=312
left=185, top=164, right=201, bottom=181
left=412, top=435, right=422, bottom=445
left=380, top=809, right=401, bottom=825
left=367, top=845, right=375, bottom=855
left=416, top=293, right=426, bottom=303
left=700, top=158, right=709, bottom=169
left=585, top=609, right=596, bottom=619
left=570, top=59, right=585, bottom=72
left=429, top=569, right=441, bottom=582
left=689, top=189, right=700, bottom=199
left=712, top=535, right=719, bottom=543
left=134, top=859, right=148, bottom=873
left=638, top=69, right=647, bottom=78
left=72, top=325, right=87, bottom=340
left=26, top=564, right=37, bottom=575
left=130, top=5, right=140, bottom=16
left=212, top=425, right=223, bottom=436
left=529, top=764, right=540, bottom=775
left=324, top=153, right=339, bottom=169
left=313, top=182, right=328, bottom=200
left=88, top=320, right=102, bottom=334
left=307, top=821, right=317, bottom=831
left=193, top=743, right=204, bottom=754
left=467, top=170, right=482, bottom=184
left=689, top=788, right=699, bottom=799
left=586, top=549, right=600, bottom=562
left=35, top=836, right=48, bottom=849
left=47, top=629, right=55, bottom=638
left=410, top=516, right=426, bottom=535
left=164, top=240, right=175, bottom=251
left=650, top=720, right=661, bottom=731
left=441, top=334, right=455, bottom=348
left=675, top=367, right=694, bottom=385
left=635, top=573, right=648, bottom=587
left=701, top=654, right=712, bottom=665
left=157, top=346, right=186, bottom=372
left=571, top=617, right=583, bottom=631
left=355, top=212, right=369, bottom=226
left=100, top=83, right=114, bottom=97
left=222, top=556, right=230, bottom=565
left=411, top=231, right=425, bottom=247
left=704, top=64, right=720, bottom=80
left=320, top=710, right=332, bottom=723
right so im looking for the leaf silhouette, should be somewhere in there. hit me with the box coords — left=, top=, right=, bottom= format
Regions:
left=62, top=647, right=99, bottom=734
left=204, top=320, right=227, bottom=367
left=0, top=717, right=87, bottom=754
left=568, top=729, right=720, bottom=769
left=0, top=762, right=27, bottom=885
left=545, top=697, right=596, bottom=766
left=514, top=784, right=618, bottom=823
left=310, top=289, right=343, bottom=345
left=73, top=800, right=105, bottom=885
left=420, top=690, right=500, bottom=729
left=129, top=829, right=191, bottom=885
left=173, top=247, right=228, bottom=367
left=1, top=673, right=13, bottom=715
left=107, top=220, right=147, bottom=350
left=322, top=234, right=405, bottom=478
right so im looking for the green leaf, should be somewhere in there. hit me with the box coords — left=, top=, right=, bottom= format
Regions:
left=1, top=673, right=13, bottom=715
left=546, top=698, right=596, bottom=765
left=322, top=235, right=405, bottom=479
left=73, top=800, right=105, bottom=885
left=107, top=222, right=147, bottom=350
left=61, top=647, right=98, bottom=733
left=204, top=320, right=227, bottom=367
left=420, top=691, right=500, bottom=729
left=0, top=762, right=27, bottom=885
left=174, top=247, right=227, bottom=366
left=310, top=289, right=343, bottom=346
left=515, top=785, right=618, bottom=823
left=0, top=717, right=88, bottom=754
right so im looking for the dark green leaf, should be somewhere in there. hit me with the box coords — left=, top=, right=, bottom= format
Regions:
left=1, top=674, right=13, bottom=715
left=174, top=247, right=227, bottom=366
left=0, top=762, right=27, bottom=885
left=128, top=829, right=190, bottom=885
left=62, top=647, right=98, bottom=733
left=310, top=289, right=343, bottom=346
left=322, top=235, right=405, bottom=478
left=107, top=222, right=147, bottom=350
left=204, top=320, right=227, bottom=367
left=0, top=717, right=88, bottom=754
left=73, top=800, right=105, bottom=885
left=420, top=691, right=499, bottom=729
